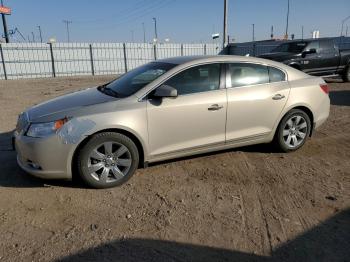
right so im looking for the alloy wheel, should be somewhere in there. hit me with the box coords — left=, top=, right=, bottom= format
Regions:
left=282, top=115, right=308, bottom=148
left=87, top=142, right=132, bottom=183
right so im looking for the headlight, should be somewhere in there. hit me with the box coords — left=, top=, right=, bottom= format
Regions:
left=26, top=118, right=68, bottom=138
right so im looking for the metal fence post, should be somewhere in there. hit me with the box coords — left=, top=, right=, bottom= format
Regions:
left=0, top=44, right=7, bottom=80
left=49, top=43, right=56, bottom=77
left=181, top=44, right=184, bottom=56
left=123, top=43, right=128, bottom=73
left=89, top=44, right=95, bottom=76
left=153, top=44, right=157, bottom=60
left=204, top=44, right=207, bottom=55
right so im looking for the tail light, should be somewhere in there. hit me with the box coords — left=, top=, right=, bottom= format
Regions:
left=320, top=84, right=329, bottom=95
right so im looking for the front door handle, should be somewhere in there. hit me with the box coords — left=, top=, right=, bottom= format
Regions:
left=272, top=94, right=285, bottom=100
left=208, top=104, right=224, bottom=111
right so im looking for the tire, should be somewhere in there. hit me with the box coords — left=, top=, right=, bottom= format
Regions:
left=274, top=109, right=311, bottom=152
left=77, top=132, right=139, bottom=189
left=342, top=65, right=350, bottom=82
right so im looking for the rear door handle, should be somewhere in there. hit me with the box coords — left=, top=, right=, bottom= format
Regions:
left=208, top=104, right=224, bottom=111
left=272, top=94, right=285, bottom=100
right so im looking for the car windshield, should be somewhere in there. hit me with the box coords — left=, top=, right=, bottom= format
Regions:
left=272, top=42, right=308, bottom=53
left=102, top=62, right=177, bottom=98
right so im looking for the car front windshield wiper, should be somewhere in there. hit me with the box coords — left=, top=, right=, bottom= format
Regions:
left=97, top=84, right=120, bottom=98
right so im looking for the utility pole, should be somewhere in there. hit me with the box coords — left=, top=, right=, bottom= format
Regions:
left=340, top=16, right=350, bottom=36
left=37, top=25, right=43, bottom=43
left=285, top=0, right=290, bottom=39
left=271, top=25, right=274, bottom=39
left=142, top=22, right=146, bottom=43
left=252, top=24, right=255, bottom=42
left=63, top=20, right=72, bottom=42
left=301, top=25, right=304, bottom=40
left=152, top=17, right=158, bottom=42
left=1, top=0, right=9, bottom=43
left=223, top=0, right=228, bottom=48
left=131, top=30, right=134, bottom=42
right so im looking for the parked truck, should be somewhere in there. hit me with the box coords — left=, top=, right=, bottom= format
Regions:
left=258, top=38, right=350, bottom=82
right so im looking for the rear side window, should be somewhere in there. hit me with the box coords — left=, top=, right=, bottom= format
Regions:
left=320, top=40, right=336, bottom=54
left=269, top=67, right=286, bottom=82
left=228, top=63, right=269, bottom=87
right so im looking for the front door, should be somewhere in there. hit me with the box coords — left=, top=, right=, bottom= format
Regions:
left=146, top=63, right=227, bottom=157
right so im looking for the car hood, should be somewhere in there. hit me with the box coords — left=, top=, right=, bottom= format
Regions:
left=27, top=87, right=117, bottom=121
left=258, top=52, right=297, bottom=62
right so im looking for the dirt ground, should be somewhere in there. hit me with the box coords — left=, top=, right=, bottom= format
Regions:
left=0, top=76, right=349, bottom=262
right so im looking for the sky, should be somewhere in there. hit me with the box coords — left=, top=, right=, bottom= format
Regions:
left=1, top=0, right=350, bottom=43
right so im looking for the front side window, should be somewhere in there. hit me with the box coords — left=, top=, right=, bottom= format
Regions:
left=164, top=64, right=221, bottom=95
left=305, top=41, right=320, bottom=52
left=104, top=62, right=176, bottom=97
left=229, top=63, right=269, bottom=88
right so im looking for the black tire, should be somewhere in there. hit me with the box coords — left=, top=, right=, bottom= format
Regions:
left=274, top=109, right=311, bottom=152
left=77, top=132, right=139, bottom=189
left=342, top=65, right=350, bottom=82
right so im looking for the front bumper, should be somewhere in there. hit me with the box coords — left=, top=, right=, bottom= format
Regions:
left=14, top=132, right=74, bottom=180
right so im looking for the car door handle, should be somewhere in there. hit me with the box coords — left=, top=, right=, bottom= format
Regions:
left=208, top=104, right=224, bottom=111
left=272, top=94, right=285, bottom=100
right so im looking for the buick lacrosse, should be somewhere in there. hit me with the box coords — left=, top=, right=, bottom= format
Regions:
left=14, top=56, right=330, bottom=188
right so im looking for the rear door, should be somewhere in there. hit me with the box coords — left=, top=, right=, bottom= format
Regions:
left=226, top=63, right=290, bottom=142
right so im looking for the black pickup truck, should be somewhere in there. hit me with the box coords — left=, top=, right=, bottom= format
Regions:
left=258, top=38, right=350, bottom=81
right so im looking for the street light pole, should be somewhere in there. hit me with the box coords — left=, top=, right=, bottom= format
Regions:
left=152, top=17, right=158, bottom=42
left=1, top=0, right=9, bottom=43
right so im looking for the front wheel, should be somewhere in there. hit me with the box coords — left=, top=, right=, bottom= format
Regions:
left=275, top=109, right=311, bottom=152
left=77, top=132, right=139, bottom=189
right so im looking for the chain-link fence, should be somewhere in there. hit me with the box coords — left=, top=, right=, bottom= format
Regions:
left=0, top=42, right=221, bottom=80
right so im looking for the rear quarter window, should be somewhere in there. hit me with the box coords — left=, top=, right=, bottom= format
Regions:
left=269, top=67, right=286, bottom=83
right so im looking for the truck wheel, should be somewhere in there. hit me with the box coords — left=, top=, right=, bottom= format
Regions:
left=77, top=132, right=139, bottom=189
left=342, top=65, right=350, bottom=82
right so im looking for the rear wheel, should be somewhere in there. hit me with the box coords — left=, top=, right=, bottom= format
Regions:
left=342, top=65, right=350, bottom=82
left=77, top=132, right=139, bottom=189
left=275, top=109, right=311, bottom=152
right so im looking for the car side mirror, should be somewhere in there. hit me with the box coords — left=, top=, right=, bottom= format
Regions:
left=302, top=48, right=316, bottom=58
left=153, top=85, right=178, bottom=98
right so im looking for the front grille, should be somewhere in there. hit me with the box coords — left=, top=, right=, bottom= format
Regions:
left=16, top=112, right=30, bottom=134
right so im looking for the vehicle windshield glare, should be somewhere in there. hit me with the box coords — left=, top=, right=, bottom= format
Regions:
left=272, top=42, right=308, bottom=53
left=105, top=62, right=177, bottom=97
